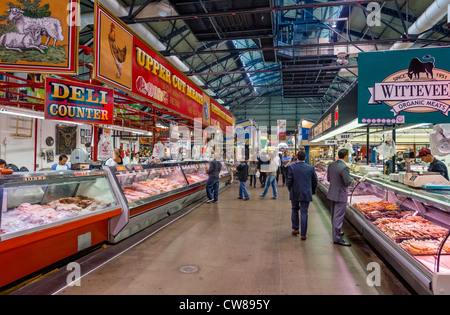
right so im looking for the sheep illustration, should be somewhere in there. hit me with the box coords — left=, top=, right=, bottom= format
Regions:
left=0, top=24, right=47, bottom=53
left=7, top=7, right=64, bottom=47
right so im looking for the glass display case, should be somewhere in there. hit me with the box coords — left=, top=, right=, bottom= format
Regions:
left=315, top=162, right=450, bottom=294
left=350, top=174, right=450, bottom=271
left=108, top=164, right=189, bottom=208
left=181, top=162, right=210, bottom=185
left=0, top=170, right=120, bottom=240
left=219, top=161, right=230, bottom=178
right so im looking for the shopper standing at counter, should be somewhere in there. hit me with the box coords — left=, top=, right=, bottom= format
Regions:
left=327, top=149, right=355, bottom=247
left=206, top=156, right=222, bottom=204
left=418, top=149, right=449, bottom=181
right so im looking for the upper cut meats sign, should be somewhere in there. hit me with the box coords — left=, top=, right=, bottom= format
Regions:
left=93, top=3, right=234, bottom=131
left=358, top=47, right=450, bottom=124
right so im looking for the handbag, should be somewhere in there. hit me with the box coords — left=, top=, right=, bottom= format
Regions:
left=255, top=170, right=260, bottom=178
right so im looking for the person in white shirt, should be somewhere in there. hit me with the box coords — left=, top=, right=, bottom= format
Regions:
left=51, top=155, right=70, bottom=171
left=105, top=148, right=123, bottom=167
left=122, top=152, right=131, bottom=165
left=132, top=152, right=141, bottom=164
left=259, top=151, right=279, bottom=199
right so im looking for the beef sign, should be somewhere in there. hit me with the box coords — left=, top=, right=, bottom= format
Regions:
left=408, top=56, right=435, bottom=80
left=358, top=47, right=450, bottom=124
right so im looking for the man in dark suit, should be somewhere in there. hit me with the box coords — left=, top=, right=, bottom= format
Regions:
left=286, top=150, right=318, bottom=240
left=327, top=149, right=355, bottom=246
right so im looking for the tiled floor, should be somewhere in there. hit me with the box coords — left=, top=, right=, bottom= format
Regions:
left=15, top=181, right=412, bottom=295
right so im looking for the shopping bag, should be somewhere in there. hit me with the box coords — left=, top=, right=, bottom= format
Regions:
left=255, top=171, right=260, bottom=178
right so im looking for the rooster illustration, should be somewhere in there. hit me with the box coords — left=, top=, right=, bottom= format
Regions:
left=108, top=23, right=127, bottom=78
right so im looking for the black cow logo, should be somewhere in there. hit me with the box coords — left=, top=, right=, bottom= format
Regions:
left=408, top=55, right=435, bottom=80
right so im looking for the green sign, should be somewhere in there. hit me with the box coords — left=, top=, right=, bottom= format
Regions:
left=358, top=47, right=450, bottom=124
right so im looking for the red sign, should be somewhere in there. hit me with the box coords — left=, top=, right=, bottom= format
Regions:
left=44, top=78, right=114, bottom=125
left=93, top=3, right=233, bottom=131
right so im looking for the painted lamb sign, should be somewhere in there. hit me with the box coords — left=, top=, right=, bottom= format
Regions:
left=0, top=0, right=79, bottom=74
left=358, top=47, right=450, bottom=124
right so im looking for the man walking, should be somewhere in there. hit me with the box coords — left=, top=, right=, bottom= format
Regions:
left=206, top=156, right=222, bottom=204
left=286, top=150, right=318, bottom=240
left=327, top=149, right=355, bottom=246
left=236, top=160, right=250, bottom=200
left=259, top=150, right=278, bottom=199
left=281, top=150, right=291, bottom=185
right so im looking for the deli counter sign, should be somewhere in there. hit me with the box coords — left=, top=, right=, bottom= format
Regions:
left=44, top=78, right=114, bottom=125
left=358, top=47, right=450, bottom=124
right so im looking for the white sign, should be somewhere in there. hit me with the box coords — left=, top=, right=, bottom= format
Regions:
left=338, top=134, right=354, bottom=140
left=325, top=140, right=337, bottom=145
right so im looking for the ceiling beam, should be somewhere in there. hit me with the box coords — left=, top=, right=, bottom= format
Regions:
left=121, top=0, right=395, bottom=24
left=187, top=65, right=357, bottom=76
left=162, top=38, right=448, bottom=57
left=209, top=82, right=349, bottom=89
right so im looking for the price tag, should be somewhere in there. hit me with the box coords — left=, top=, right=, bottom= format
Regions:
left=116, top=166, right=126, bottom=171
left=24, top=175, right=46, bottom=182
left=74, top=171, right=90, bottom=177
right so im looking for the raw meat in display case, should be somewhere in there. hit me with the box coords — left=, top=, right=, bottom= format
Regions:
left=182, top=162, right=210, bottom=184
left=0, top=170, right=124, bottom=288
left=315, top=162, right=450, bottom=294
left=109, top=164, right=189, bottom=205
left=0, top=171, right=119, bottom=238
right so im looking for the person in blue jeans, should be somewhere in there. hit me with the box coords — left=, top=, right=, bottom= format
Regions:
left=236, top=160, right=250, bottom=200
left=206, top=158, right=222, bottom=204
left=259, top=151, right=278, bottom=199
left=286, top=150, right=318, bottom=240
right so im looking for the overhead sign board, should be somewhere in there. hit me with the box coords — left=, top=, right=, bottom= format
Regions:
left=0, top=0, right=79, bottom=74
left=45, top=78, right=114, bottom=125
left=358, top=47, right=450, bottom=124
left=309, top=84, right=357, bottom=141
left=93, top=3, right=233, bottom=132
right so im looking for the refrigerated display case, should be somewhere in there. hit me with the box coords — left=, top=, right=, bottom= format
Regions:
left=111, top=164, right=189, bottom=208
left=314, top=164, right=450, bottom=295
left=105, top=161, right=230, bottom=243
left=181, top=162, right=210, bottom=185
left=0, top=170, right=124, bottom=288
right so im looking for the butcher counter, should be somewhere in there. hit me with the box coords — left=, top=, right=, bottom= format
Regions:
left=0, top=160, right=231, bottom=288
left=315, top=163, right=450, bottom=295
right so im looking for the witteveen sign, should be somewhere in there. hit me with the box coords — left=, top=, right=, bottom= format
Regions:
left=358, top=47, right=450, bottom=124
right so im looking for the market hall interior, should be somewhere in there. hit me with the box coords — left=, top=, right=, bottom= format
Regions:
left=10, top=182, right=412, bottom=295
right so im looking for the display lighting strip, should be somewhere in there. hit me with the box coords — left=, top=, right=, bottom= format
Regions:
left=0, top=107, right=44, bottom=120
left=310, top=119, right=366, bottom=143
left=96, top=124, right=150, bottom=135
left=0, top=107, right=94, bottom=126
left=371, top=123, right=431, bottom=135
